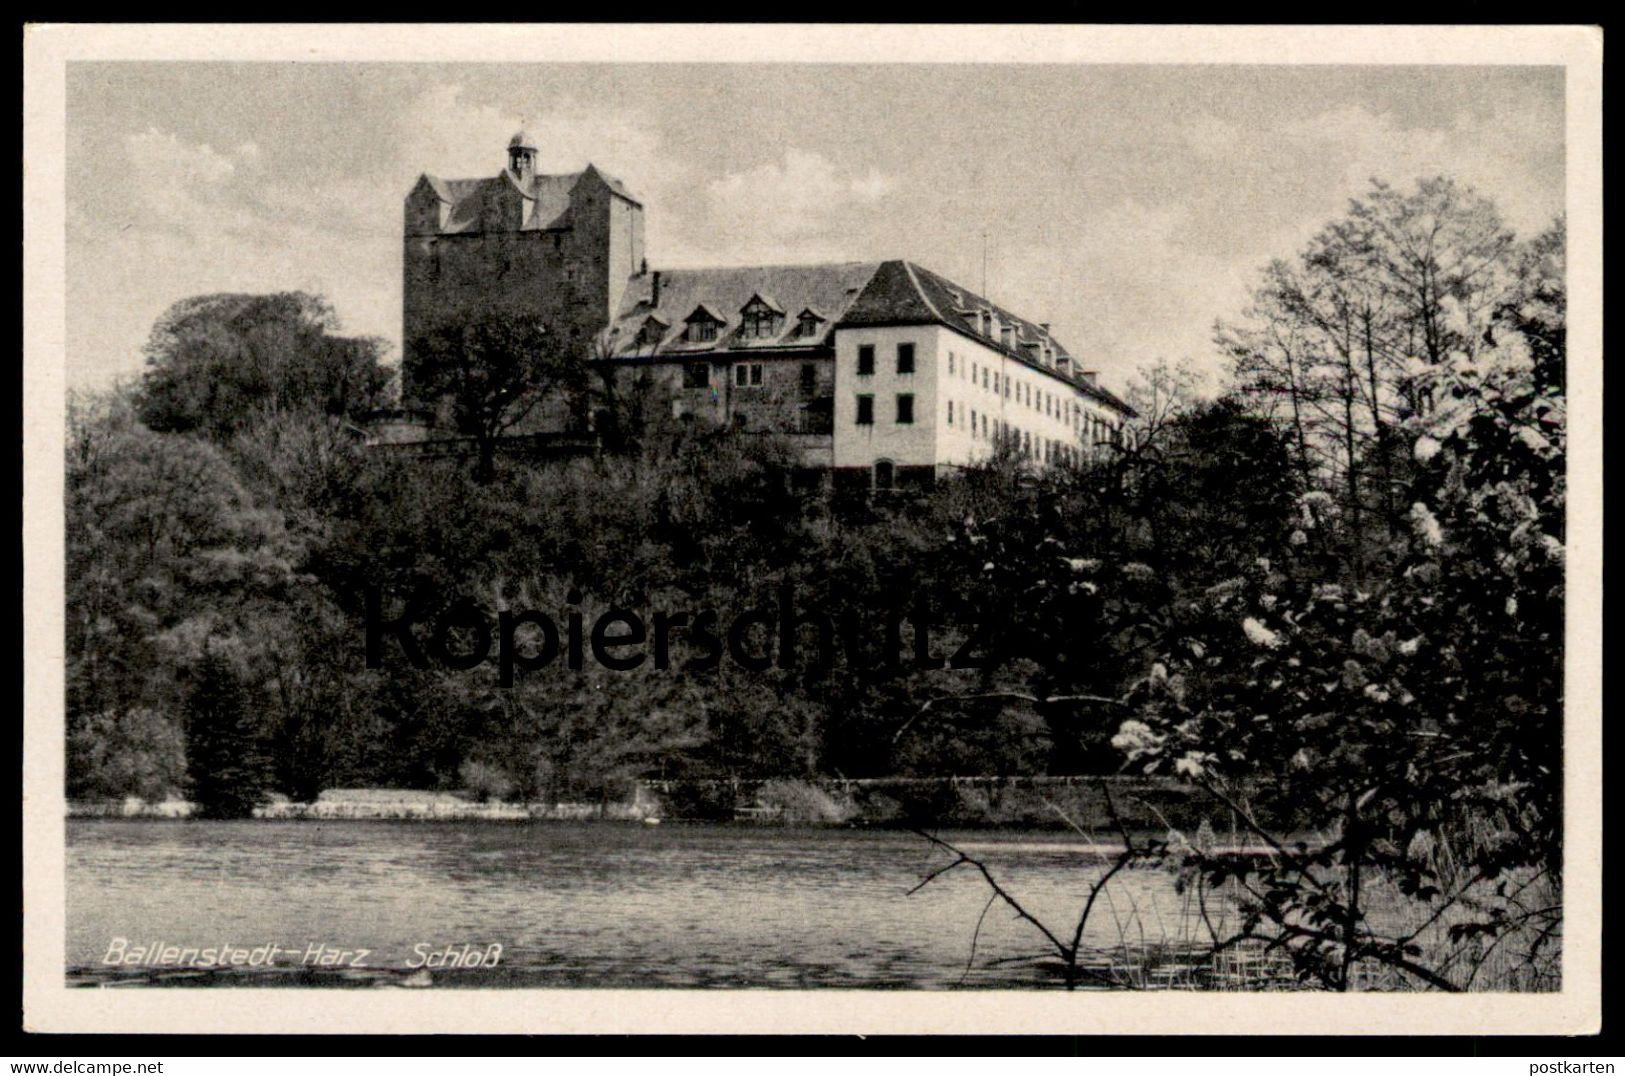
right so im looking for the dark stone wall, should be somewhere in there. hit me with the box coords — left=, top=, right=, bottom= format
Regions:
left=401, top=175, right=645, bottom=405
left=600, top=353, right=835, bottom=436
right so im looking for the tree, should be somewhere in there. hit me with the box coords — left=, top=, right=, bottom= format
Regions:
left=1122, top=357, right=1204, bottom=453
left=66, top=393, right=297, bottom=725
left=1114, top=258, right=1566, bottom=989
left=136, top=292, right=391, bottom=441
left=183, top=647, right=273, bottom=820
left=405, top=311, right=578, bottom=482
left=67, top=707, right=187, bottom=803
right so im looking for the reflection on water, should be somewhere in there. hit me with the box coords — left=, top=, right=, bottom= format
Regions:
left=67, top=820, right=1227, bottom=989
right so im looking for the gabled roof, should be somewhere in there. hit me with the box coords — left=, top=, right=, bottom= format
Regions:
left=608, top=262, right=882, bottom=355
left=411, top=166, right=640, bottom=234
left=604, top=257, right=1132, bottom=413
left=741, top=292, right=785, bottom=314
left=581, top=164, right=642, bottom=206
left=843, top=260, right=1136, bottom=415
left=684, top=302, right=728, bottom=324
left=838, top=260, right=941, bottom=327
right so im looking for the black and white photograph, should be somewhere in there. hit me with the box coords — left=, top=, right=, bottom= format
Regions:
left=22, top=23, right=1602, bottom=1036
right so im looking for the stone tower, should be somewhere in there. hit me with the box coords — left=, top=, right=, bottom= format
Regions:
left=401, top=131, right=646, bottom=402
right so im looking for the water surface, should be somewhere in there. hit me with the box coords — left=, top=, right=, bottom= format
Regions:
left=67, top=820, right=1224, bottom=988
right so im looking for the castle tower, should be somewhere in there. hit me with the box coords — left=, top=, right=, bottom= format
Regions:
left=507, top=130, right=536, bottom=180
left=402, top=133, right=646, bottom=406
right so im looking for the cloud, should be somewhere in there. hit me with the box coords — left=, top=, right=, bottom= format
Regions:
left=1179, top=102, right=1564, bottom=240
left=71, top=125, right=404, bottom=388
left=392, top=82, right=698, bottom=261
left=122, top=126, right=244, bottom=231
left=1021, top=198, right=1246, bottom=391
left=659, top=149, right=897, bottom=266
left=706, top=148, right=895, bottom=237
left=391, top=83, right=672, bottom=194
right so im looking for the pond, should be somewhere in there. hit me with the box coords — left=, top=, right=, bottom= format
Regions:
left=67, top=820, right=1240, bottom=989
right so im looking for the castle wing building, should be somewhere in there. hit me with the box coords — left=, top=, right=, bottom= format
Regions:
left=403, top=134, right=1135, bottom=485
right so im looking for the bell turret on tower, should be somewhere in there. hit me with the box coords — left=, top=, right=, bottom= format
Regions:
left=507, top=130, right=537, bottom=180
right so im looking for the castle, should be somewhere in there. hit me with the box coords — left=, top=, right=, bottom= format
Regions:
left=401, top=131, right=1134, bottom=486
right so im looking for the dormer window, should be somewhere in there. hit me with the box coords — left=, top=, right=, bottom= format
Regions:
left=739, top=294, right=784, bottom=340
left=684, top=304, right=726, bottom=343
left=637, top=315, right=669, bottom=348
left=795, top=307, right=826, bottom=339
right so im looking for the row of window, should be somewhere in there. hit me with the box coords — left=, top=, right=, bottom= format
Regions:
left=668, top=305, right=825, bottom=346
left=683, top=362, right=823, bottom=394
left=945, top=401, right=1096, bottom=464
left=855, top=343, right=914, bottom=376
left=853, top=393, right=913, bottom=426
left=858, top=344, right=1096, bottom=442
left=947, top=350, right=1083, bottom=429
left=852, top=391, right=1116, bottom=455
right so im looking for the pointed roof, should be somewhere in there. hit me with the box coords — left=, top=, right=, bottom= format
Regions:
left=742, top=292, right=785, bottom=314
left=409, top=164, right=641, bottom=233
left=684, top=302, right=729, bottom=324
left=841, top=260, right=1135, bottom=415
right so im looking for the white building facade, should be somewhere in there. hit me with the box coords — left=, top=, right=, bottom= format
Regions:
left=406, top=135, right=1135, bottom=484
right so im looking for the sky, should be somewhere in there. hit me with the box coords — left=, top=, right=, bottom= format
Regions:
left=64, top=62, right=1564, bottom=395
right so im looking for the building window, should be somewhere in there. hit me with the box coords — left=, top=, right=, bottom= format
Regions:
left=897, top=343, right=915, bottom=374
left=689, top=319, right=718, bottom=343
left=736, top=363, right=763, bottom=387
left=683, top=363, right=709, bottom=389
left=797, top=313, right=823, bottom=338
left=855, top=394, right=874, bottom=426
left=857, top=345, right=876, bottom=375
left=800, top=363, right=817, bottom=395
left=896, top=394, right=914, bottom=424
left=948, top=353, right=955, bottom=376
left=873, top=460, right=894, bottom=491
left=947, top=400, right=954, bottom=426
left=981, top=414, right=988, bottom=438
left=639, top=316, right=669, bottom=347
left=970, top=408, right=977, bottom=436
left=742, top=311, right=779, bottom=338
left=733, top=412, right=748, bottom=430
left=982, top=369, right=989, bottom=390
